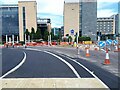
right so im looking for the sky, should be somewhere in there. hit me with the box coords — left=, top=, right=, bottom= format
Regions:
left=1, top=0, right=120, bottom=28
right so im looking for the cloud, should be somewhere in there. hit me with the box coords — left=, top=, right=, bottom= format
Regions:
left=38, top=13, right=63, bottom=28
left=2, top=0, right=119, bottom=27
left=97, top=9, right=117, bottom=17
left=37, top=0, right=64, bottom=16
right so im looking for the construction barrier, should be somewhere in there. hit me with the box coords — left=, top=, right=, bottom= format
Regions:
left=83, top=41, right=92, bottom=45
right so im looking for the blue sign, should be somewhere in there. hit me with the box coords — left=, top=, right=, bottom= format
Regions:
left=106, top=39, right=112, bottom=45
left=98, top=41, right=106, bottom=48
left=70, top=29, right=74, bottom=35
left=113, top=40, right=118, bottom=44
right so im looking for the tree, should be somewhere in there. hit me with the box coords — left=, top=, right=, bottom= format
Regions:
left=30, top=27, right=35, bottom=40
left=68, top=36, right=72, bottom=42
left=43, top=30, right=49, bottom=41
left=35, top=28, right=42, bottom=39
left=24, top=29, right=30, bottom=40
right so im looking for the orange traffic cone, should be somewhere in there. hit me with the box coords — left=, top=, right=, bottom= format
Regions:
left=86, top=48, right=90, bottom=57
left=104, top=49, right=110, bottom=65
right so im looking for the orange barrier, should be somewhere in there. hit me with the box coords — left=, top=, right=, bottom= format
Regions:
left=60, top=42, right=69, bottom=45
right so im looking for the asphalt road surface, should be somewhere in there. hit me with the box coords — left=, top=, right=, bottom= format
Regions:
left=1, top=47, right=120, bottom=90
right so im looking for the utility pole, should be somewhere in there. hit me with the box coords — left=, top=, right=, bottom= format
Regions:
left=12, top=35, right=14, bottom=48
left=25, top=34, right=27, bottom=48
left=50, top=34, right=51, bottom=46
left=48, top=35, right=49, bottom=46
left=17, top=36, right=19, bottom=43
left=6, top=35, right=8, bottom=48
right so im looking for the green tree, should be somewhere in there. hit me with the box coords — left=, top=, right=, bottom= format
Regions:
left=24, top=29, right=30, bottom=40
left=43, top=30, right=49, bottom=41
left=30, top=27, right=35, bottom=40
left=35, top=28, right=42, bottom=39
left=68, top=36, right=72, bottom=42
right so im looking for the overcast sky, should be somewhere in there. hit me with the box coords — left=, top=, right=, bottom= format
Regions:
left=1, top=0, right=120, bottom=28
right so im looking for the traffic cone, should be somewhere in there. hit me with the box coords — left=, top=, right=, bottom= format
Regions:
left=86, top=48, right=90, bottom=57
left=114, top=45, right=119, bottom=52
left=104, top=49, right=110, bottom=65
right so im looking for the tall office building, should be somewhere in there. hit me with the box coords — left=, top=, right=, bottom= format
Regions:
left=0, top=4, right=19, bottom=36
left=18, top=1, right=37, bottom=41
left=64, top=0, right=97, bottom=41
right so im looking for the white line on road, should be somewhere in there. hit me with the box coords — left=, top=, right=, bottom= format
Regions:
left=0, top=51, right=27, bottom=79
left=62, top=55, right=109, bottom=89
left=25, top=48, right=42, bottom=51
left=44, top=51, right=81, bottom=78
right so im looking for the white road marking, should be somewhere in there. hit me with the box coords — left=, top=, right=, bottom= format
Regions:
left=25, top=48, right=42, bottom=51
left=101, top=49, right=106, bottom=52
left=0, top=51, right=27, bottom=79
left=44, top=51, right=81, bottom=78
left=62, top=55, right=109, bottom=89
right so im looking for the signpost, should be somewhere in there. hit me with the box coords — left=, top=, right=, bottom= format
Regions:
left=113, top=40, right=118, bottom=45
left=98, top=41, right=106, bottom=48
left=106, top=39, right=112, bottom=45
left=70, top=29, right=74, bottom=35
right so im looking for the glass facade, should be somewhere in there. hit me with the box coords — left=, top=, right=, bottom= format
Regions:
left=22, top=7, right=26, bottom=32
left=80, top=0, right=97, bottom=40
left=1, top=5, right=19, bottom=36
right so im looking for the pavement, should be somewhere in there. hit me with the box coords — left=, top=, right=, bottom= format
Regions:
left=2, top=78, right=107, bottom=89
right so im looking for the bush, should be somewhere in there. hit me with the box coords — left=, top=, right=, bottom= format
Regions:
left=19, top=41, right=25, bottom=45
left=74, top=36, right=91, bottom=42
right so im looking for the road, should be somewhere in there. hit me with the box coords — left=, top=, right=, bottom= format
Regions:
left=1, top=47, right=120, bottom=89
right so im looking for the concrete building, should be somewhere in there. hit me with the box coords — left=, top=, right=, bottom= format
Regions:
left=0, top=4, right=19, bottom=36
left=64, top=2, right=79, bottom=39
left=18, top=1, right=37, bottom=41
left=97, top=17, right=114, bottom=35
left=64, top=0, right=97, bottom=41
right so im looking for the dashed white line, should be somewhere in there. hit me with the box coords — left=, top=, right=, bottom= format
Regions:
left=0, top=51, right=27, bottom=79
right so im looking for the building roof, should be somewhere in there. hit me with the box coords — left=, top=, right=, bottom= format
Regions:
left=0, top=4, right=18, bottom=7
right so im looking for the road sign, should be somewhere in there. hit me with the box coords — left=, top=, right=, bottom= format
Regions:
left=70, top=29, right=74, bottom=35
left=113, top=40, right=118, bottom=44
left=98, top=41, right=106, bottom=48
left=106, top=39, right=112, bottom=45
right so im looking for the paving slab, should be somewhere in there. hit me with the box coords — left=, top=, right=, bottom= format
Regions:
left=2, top=78, right=108, bottom=89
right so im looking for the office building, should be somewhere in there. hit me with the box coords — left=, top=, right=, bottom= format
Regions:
left=51, top=27, right=60, bottom=36
left=37, top=18, right=51, bottom=39
left=64, top=0, right=97, bottom=41
left=1, top=1, right=37, bottom=42
left=97, top=17, right=114, bottom=35
left=0, top=4, right=19, bottom=36
left=18, top=1, right=37, bottom=41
